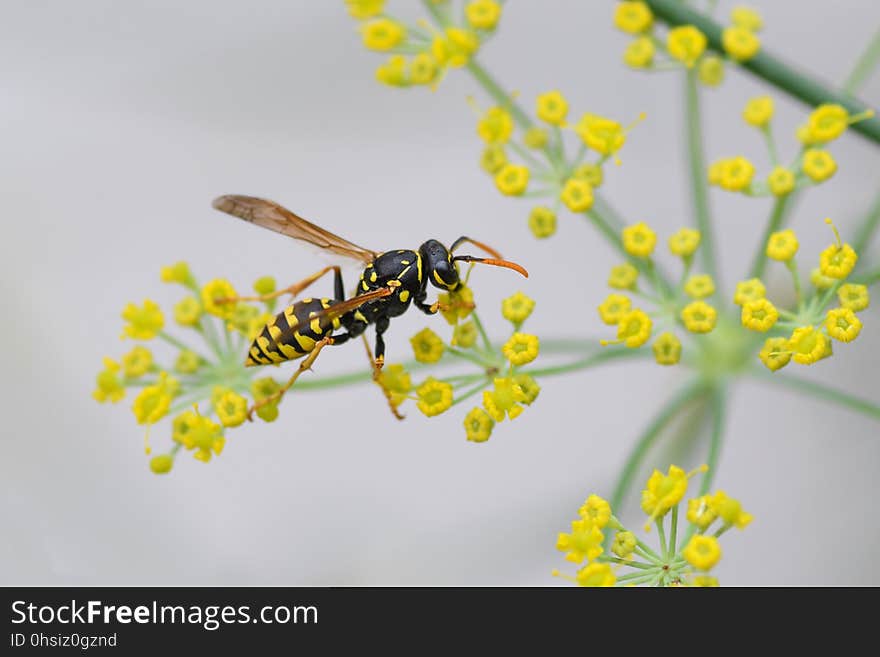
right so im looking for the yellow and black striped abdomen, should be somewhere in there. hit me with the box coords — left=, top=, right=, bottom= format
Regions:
left=245, top=297, right=342, bottom=367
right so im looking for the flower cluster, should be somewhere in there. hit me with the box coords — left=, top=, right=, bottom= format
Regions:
left=94, top=263, right=294, bottom=474
left=598, top=223, right=717, bottom=365
left=475, top=91, right=641, bottom=239
left=383, top=285, right=542, bottom=443
left=345, top=0, right=503, bottom=89
left=709, top=98, right=874, bottom=197
left=553, top=464, right=751, bottom=586
left=613, top=2, right=763, bottom=83
left=746, top=219, right=867, bottom=371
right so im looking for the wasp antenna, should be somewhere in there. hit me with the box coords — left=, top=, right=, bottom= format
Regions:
left=454, top=255, right=529, bottom=278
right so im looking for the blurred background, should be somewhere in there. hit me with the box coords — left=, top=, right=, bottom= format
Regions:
left=2, top=0, right=878, bottom=585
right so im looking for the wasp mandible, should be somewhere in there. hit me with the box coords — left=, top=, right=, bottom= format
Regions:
left=212, top=195, right=528, bottom=420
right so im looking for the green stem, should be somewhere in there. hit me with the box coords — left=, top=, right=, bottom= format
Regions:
left=668, top=505, right=679, bottom=560
left=451, top=379, right=490, bottom=407
left=843, top=26, right=880, bottom=94
left=856, top=267, right=880, bottom=287
left=522, top=346, right=649, bottom=378
left=700, top=387, right=726, bottom=495
left=655, top=517, right=668, bottom=556
left=853, top=187, right=880, bottom=255
left=609, top=381, right=708, bottom=511
left=158, top=331, right=213, bottom=365
left=684, top=68, right=718, bottom=286
left=750, top=369, right=880, bottom=421
left=749, top=195, right=791, bottom=279
left=471, top=310, right=494, bottom=354
left=644, top=0, right=880, bottom=145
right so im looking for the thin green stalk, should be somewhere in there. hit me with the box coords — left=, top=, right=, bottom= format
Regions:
left=158, top=331, right=213, bottom=365
left=521, top=346, right=649, bottom=378
left=750, top=369, right=880, bottom=421
left=644, top=0, right=880, bottom=145
left=843, top=26, right=880, bottom=94
left=668, top=505, right=679, bottom=560
left=600, top=556, right=654, bottom=569
left=609, top=381, right=708, bottom=511
left=470, top=310, right=494, bottom=354
left=684, top=69, right=718, bottom=285
left=655, top=518, right=668, bottom=556
left=451, top=379, right=490, bottom=407
left=853, top=187, right=880, bottom=254
left=749, top=195, right=791, bottom=279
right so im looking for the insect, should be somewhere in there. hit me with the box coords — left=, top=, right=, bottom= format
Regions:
left=212, top=194, right=528, bottom=419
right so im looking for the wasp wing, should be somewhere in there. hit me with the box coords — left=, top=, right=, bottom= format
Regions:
left=213, top=195, right=379, bottom=265
left=307, top=287, right=394, bottom=328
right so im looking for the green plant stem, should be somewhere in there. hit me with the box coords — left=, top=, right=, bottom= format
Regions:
left=856, top=267, right=880, bottom=286
left=853, top=187, right=880, bottom=255
left=843, top=26, right=880, bottom=94
left=700, top=386, right=726, bottom=496
left=668, top=505, right=679, bottom=560
left=644, top=0, right=880, bottom=145
left=158, top=331, right=213, bottom=365
left=684, top=69, right=719, bottom=286
left=522, top=345, right=649, bottom=378
left=609, top=381, right=709, bottom=512
left=749, top=196, right=791, bottom=279
left=750, top=370, right=880, bottom=421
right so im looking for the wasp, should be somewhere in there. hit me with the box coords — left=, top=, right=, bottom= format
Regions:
left=212, top=195, right=528, bottom=419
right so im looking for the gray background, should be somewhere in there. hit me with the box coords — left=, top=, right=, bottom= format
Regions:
left=2, top=1, right=878, bottom=585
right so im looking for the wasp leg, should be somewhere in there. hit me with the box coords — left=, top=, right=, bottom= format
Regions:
left=247, top=335, right=334, bottom=421
left=413, top=291, right=450, bottom=316
left=217, top=266, right=342, bottom=305
left=361, top=333, right=405, bottom=421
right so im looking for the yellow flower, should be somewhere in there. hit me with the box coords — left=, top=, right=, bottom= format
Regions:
left=707, top=159, right=725, bottom=185
left=766, top=229, right=799, bottom=261
left=801, top=149, right=837, bottom=182
left=502, top=333, right=540, bottom=366
left=253, top=275, right=275, bottom=297
left=174, top=350, right=201, bottom=374
left=691, top=575, right=720, bottom=587
left=611, top=531, right=637, bottom=559
left=574, top=113, right=628, bottom=156
left=160, top=261, right=194, bottom=286
left=576, top=563, right=616, bottom=587
left=464, top=407, right=494, bottom=443
left=173, top=411, right=224, bottom=462
left=410, top=327, right=445, bottom=363
left=733, top=278, right=766, bottom=305
left=718, top=156, right=755, bottom=192
left=614, top=309, right=653, bottom=348
left=362, top=18, right=405, bottom=51
left=132, top=375, right=175, bottom=425
left=681, top=301, right=717, bottom=333
left=432, top=27, right=478, bottom=68
left=598, top=294, right=632, bottom=325
left=480, top=145, right=508, bottom=174
left=668, top=228, right=701, bottom=258
left=452, top=321, right=477, bottom=348
left=375, top=55, right=407, bottom=86
left=722, top=26, right=760, bottom=61
left=560, top=178, right=594, bottom=212
left=652, top=332, right=681, bottom=365
left=410, top=52, right=438, bottom=85
left=838, top=283, right=869, bottom=312
left=438, top=284, right=475, bottom=324
left=535, top=90, right=568, bottom=126
left=741, top=298, right=778, bottom=332
left=345, top=0, right=384, bottom=20
left=667, top=25, right=707, bottom=67
left=92, top=357, right=125, bottom=403
left=556, top=518, right=604, bottom=563
left=767, top=166, right=796, bottom=196
left=622, top=222, right=657, bottom=257
left=758, top=337, right=791, bottom=372
left=684, top=274, right=715, bottom=299
left=215, top=390, right=249, bottom=428
left=686, top=495, right=718, bottom=531
left=788, top=326, right=828, bottom=365
left=523, top=126, right=548, bottom=149
left=811, top=267, right=837, bottom=290
left=608, top=263, right=639, bottom=290
left=201, top=279, right=238, bottom=320
left=416, top=378, right=453, bottom=417
left=121, top=299, right=164, bottom=340
left=377, top=363, right=412, bottom=408
left=613, top=1, right=653, bottom=34
left=579, top=495, right=612, bottom=529
left=731, top=5, right=763, bottom=31
left=742, top=96, right=774, bottom=127
left=572, top=163, right=604, bottom=187
left=825, top=307, right=862, bottom=342
left=528, top=206, right=556, bottom=238
left=711, top=490, right=753, bottom=529
left=502, top=291, right=536, bottom=325
left=514, top=373, right=541, bottom=405
left=641, top=465, right=695, bottom=522
left=494, top=164, right=530, bottom=196
left=698, top=54, right=725, bottom=86
left=807, top=104, right=850, bottom=143
left=683, top=535, right=722, bottom=571
left=465, top=0, right=502, bottom=30
left=122, top=346, right=153, bottom=378
left=624, top=37, right=655, bottom=69
left=482, top=377, right=527, bottom=421
left=819, top=244, right=857, bottom=280
left=477, top=106, right=514, bottom=144
left=149, top=454, right=174, bottom=474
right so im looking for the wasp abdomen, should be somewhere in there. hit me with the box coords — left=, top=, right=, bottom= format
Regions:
left=245, top=297, right=341, bottom=367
